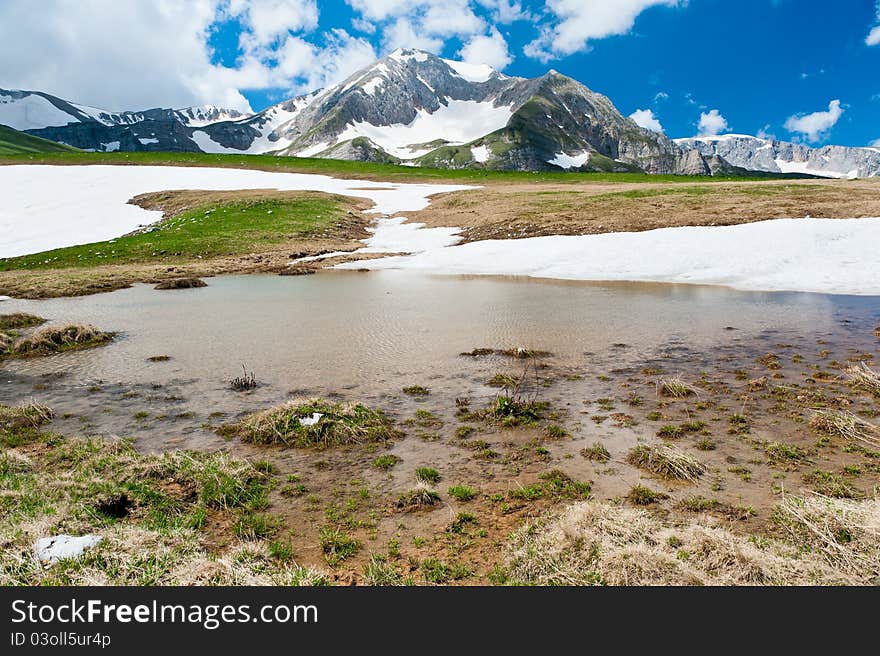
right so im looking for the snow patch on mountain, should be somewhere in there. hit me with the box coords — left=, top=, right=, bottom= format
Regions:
left=442, top=59, right=495, bottom=83
left=773, top=159, right=858, bottom=180
left=336, top=99, right=514, bottom=160
left=471, top=145, right=490, bottom=163
left=548, top=152, right=591, bottom=169
left=0, top=92, right=75, bottom=130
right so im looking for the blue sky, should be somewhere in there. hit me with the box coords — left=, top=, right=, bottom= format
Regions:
left=2, top=1, right=879, bottom=145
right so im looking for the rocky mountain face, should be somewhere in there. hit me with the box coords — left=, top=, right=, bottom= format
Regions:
left=676, top=134, right=880, bottom=179
left=4, top=51, right=876, bottom=177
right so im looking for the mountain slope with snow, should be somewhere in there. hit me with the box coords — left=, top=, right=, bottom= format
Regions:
left=675, top=134, right=880, bottom=179
left=5, top=52, right=877, bottom=177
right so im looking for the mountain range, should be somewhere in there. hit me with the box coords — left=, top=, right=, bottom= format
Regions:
left=2, top=49, right=878, bottom=177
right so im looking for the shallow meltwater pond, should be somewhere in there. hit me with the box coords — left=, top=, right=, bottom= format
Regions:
left=1, top=270, right=878, bottom=452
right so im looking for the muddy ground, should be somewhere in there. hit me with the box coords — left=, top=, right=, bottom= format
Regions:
left=5, top=313, right=878, bottom=583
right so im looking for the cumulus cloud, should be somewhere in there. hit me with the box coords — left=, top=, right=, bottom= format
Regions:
left=458, top=27, right=513, bottom=69
left=629, top=108, right=664, bottom=132
left=871, top=138, right=880, bottom=148
left=784, top=99, right=844, bottom=142
left=347, top=0, right=487, bottom=53
left=475, top=0, right=531, bottom=23
left=525, top=0, right=682, bottom=62
left=867, top=2, right=880, bottom=45
left=0, top=0, right=377, bottom=112
left=697, top=109, right=729, bottom=136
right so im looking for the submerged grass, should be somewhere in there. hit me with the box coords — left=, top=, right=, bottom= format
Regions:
left=225, top=398, right=399, bottom=448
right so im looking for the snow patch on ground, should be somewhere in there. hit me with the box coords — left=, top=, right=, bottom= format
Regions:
left=34, top=535, right=102, bottom=564
left=337, top=99, right=513, bottom=160
left=338, top=218, right=880, bottom=296
left=358, top=216, right=461, bottom=253
left=138, top=137, right=159, bottom=145
left=101, top=141, right=120, bottom=152
left=0, top=93, right=77, bottom=131
left=548, top=151, right=591, bottom=169
left=0, top=165, right=473, bottom=258
left=471, top=145, right=490, bottom=163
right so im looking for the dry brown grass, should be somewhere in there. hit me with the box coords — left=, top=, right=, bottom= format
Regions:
left=626, top=443, right=706, bottom=481
left=847, top=362, right=880, bottom=397
left=809, top=409, right=880, bottom=448
left=154, top=277, right=208, bottom=290
left=0, top=400, right=54, bottom=430
left=407, top=179, right=880, bottom=243
left=224, top=398, right=399, bottom=448
left=8, top=323, right=114, bottom=356
left=658, top=377, right=700, bottom=398
left=505, top=495, right=879, bottom=585
left=0, top=313, right=46, bottom=330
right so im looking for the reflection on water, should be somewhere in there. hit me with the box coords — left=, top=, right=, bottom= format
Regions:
left=0, top=271, right=877, bottom=448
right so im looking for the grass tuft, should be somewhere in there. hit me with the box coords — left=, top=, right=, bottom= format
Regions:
left=626, top=444, right=706, bottom=481
left=226, top=398, right=399, bottom=448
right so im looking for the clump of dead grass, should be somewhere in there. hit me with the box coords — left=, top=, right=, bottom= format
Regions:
left=626, top=444, right=706, bottom=481
left=774, top=493, right=880, bottom=580
left=809, top=409, right=880, bottom=448
left=224, top=398, right=399, bottom=448
left=504, top=494, right=878, bottom=585
left=0, top=401, right=54, bottom=431
left=8, top=324, right=114, bottom=356
left=658, top=377, right=699, bottom=398
left=154, top=277, right=207, bottom=290
left=0, top=313, right=46, bottom=330
left=846, top=362, right=880, bottom=397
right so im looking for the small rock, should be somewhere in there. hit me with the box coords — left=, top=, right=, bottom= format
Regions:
left=34, top=535, right=102, bottom=564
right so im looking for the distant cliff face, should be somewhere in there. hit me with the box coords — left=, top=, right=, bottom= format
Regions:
left=676, top=134, right=880, bottom=179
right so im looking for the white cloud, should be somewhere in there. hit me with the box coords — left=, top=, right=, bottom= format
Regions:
left=347, top=1, right=487, bottom=53
left=784, top=99, right=844, bottom=142
left=0, top=0, right=257, bottom=111
left=756, top=124, right=776, bottom=141
left=867, top=2, right=880, bottom=45
left=0, top=0, right=383, bottom=112
left=697, top=109, right=729, bottom=136
left=224, top=0, right=319, bottom=48
left=458, top=27, right=512, bottom=69
left=653, top=91, right=669, bottom=102
left=475, top=0, right=531, bottom=23
left=382, top=17, right=444, bottom=52
left=870, top=138, right=880, bottom=148
left=524, top=0, right=682, bottom=62
left=629, top=108, right=663, bottom=132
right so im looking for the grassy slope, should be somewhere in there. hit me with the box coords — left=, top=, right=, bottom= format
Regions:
left=0, top=124, right=79, bottom=155
left=0, top=150, right=803, bottom=185
left=0, top=194, right=355, bottom=271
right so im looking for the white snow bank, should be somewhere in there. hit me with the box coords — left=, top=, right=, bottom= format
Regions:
left=338, top=218, right=880, bottom=296
left=34, top=535, right=102, bottom=564
left=0, top=165, right=472, bottom=258
left=548, top=151, right=591, bottom=169
left=358, top=216, right=461, bottom=253
left=138, top=137, right=159, bottom=145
